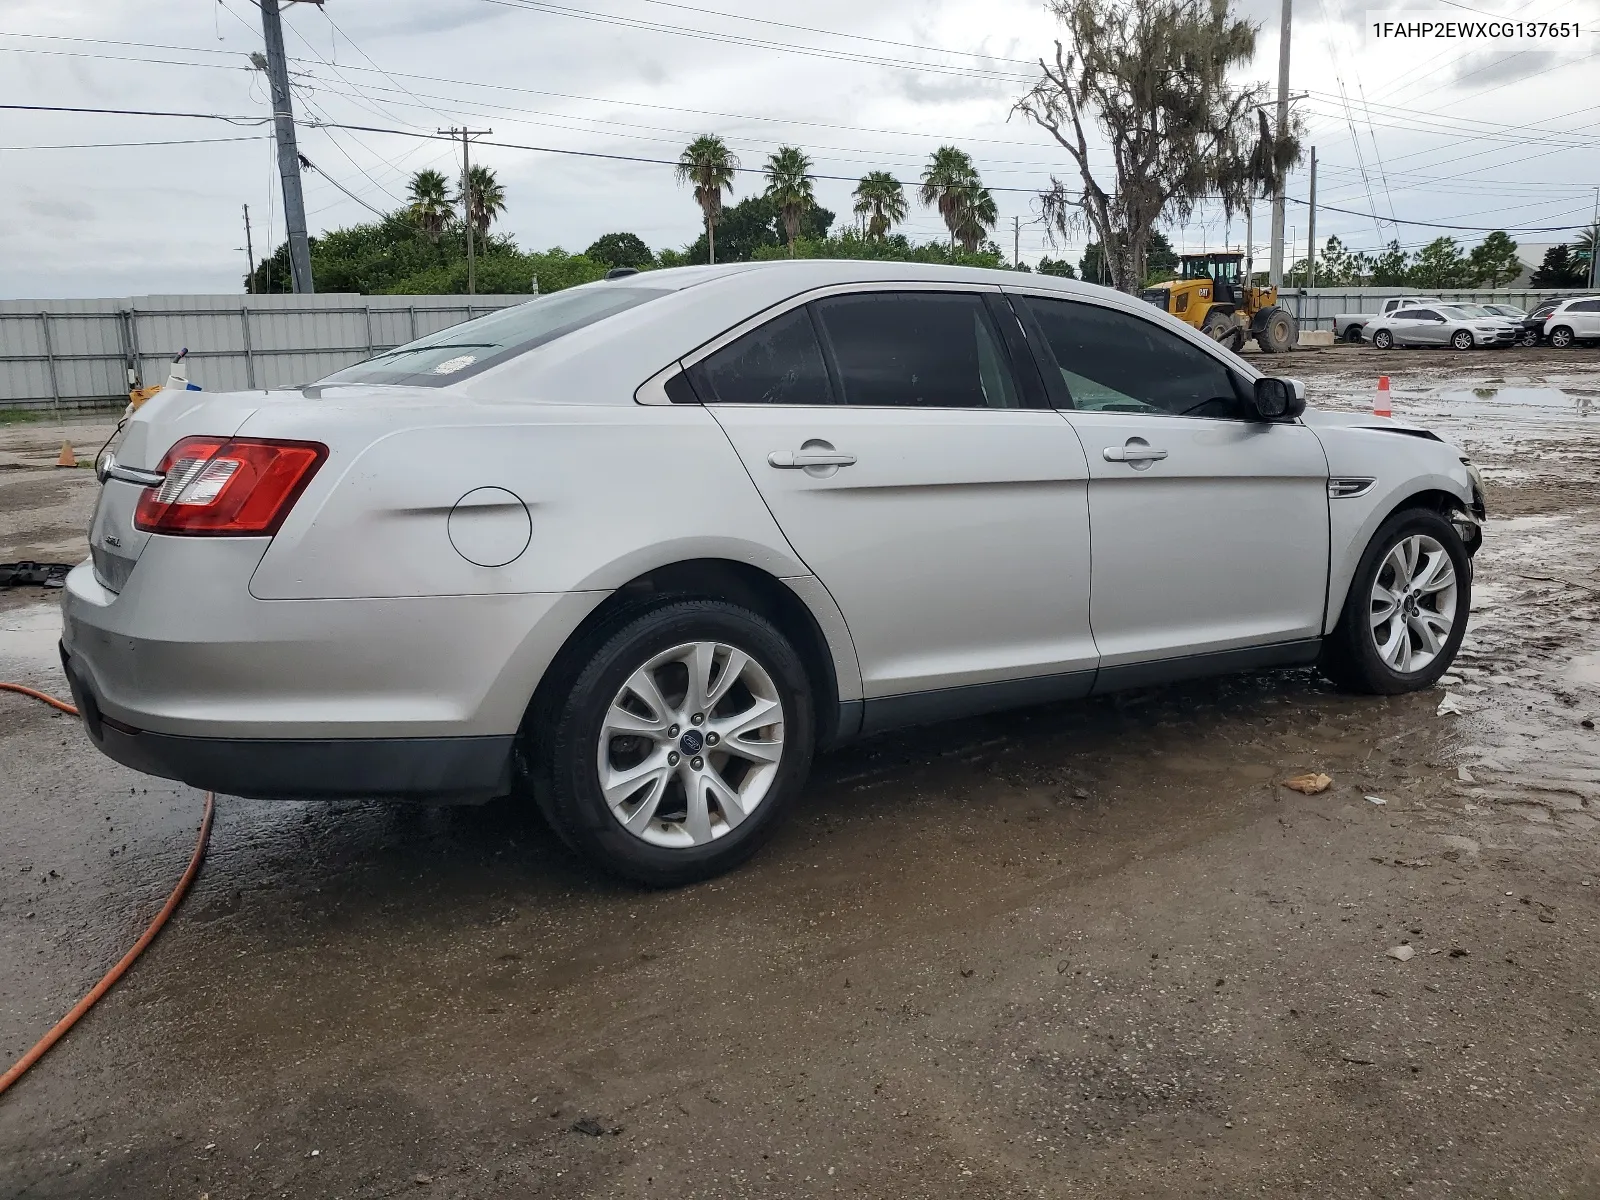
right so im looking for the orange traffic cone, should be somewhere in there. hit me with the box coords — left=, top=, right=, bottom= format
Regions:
left=1374, top=375, right=1392, bottom=418
left=56, top=440, right=76, bottom=468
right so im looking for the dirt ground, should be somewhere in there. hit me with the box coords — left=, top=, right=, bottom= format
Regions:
left=2, top=346, right=1599, bottom=1198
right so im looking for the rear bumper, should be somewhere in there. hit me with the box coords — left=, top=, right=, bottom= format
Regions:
left=61, top=640, right=514, bottom=802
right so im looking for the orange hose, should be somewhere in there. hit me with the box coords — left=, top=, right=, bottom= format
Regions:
left=0, top=683, right=214, bottom=1098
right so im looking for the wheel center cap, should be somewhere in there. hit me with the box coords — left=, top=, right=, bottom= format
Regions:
left=679, top=729, right=704, bottom=755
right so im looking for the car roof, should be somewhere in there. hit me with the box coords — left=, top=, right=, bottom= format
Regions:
left=608, top=258, right=1099, bottom=296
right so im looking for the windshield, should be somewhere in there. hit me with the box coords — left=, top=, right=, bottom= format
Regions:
left=317, top=285, right=669, bottom=387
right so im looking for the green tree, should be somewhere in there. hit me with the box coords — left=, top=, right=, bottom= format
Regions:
left=1080, top=241, right=1111, bottom=284
left=458, top=164, right=506, bottom=238
left=1530, top=244, right=1586, bottom=288
left=1370, top=240, right=1412, bottom=287
left=1467, top=231, right=1521, bottom=287
left=954, top=186, right=999, bottom=252
left=1408, top=237, right=1473, bottom=289
left=1573, top=224, right=1599, bottom=287
left=676, top=135, right=739, bottom=265
left=1015, top=0, right=1298, bottom=292
left=749, top=228, right=1008, bottom=269
left=1146, top=230, right=1178, bottom=277
left=919, top=146, right=984, bottom=249
left=677, top=194, right=834, bottom=264
left=1037, top=256, right=1077, bottom=277
left=584, top=232, right=655, bottom=270
left=763, top=146, right=816, bottom=256
left=407, top=169, right=452, bottom=243
left=852, top=171, right=908, bottom=240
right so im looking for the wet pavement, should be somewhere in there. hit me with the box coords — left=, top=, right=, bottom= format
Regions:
left=2, top=349, right=1599, bottom=1197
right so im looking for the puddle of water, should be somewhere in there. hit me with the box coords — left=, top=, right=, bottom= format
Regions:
left=1571, top=653, right=1600, bottom=687
left=0, top=601, right=65, bottom=671
left=1436, top=386, right=1590, bottom=417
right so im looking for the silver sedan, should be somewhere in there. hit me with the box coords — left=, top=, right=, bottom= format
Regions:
left=1365, top=304, right=1518, bottom=350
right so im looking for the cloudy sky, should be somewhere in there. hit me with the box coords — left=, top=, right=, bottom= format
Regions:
left=1, top=0, right=1596, bottom=297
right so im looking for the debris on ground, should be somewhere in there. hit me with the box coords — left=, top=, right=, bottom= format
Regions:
left=1365, top=795, right=1387, bottom=805
left=1283, top=772, right=1333, bottom=794
left=1437, top=693, right=1465, bottom=716
left=1458, top=765, right=1476, bottom=783
left=1386, top=945, right=1416, bottom=962
left=569, top=1117, right=621, bottom=1137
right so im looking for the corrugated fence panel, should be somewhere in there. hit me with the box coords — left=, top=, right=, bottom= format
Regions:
left=0, top=293, right=525, bottom=414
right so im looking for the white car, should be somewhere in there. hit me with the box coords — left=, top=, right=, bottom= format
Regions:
left=1364, top=304, right=1518, bottom=350
left=1543, top=296, right=1600, bottom=348
left=63, top=262, right=1486, bottom=883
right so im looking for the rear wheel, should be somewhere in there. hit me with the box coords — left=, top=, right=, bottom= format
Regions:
left=1343, top=325, right=1365, bottom=344
left=1320, top=508, right=1471, bottom=695
left=1255, top=306, right=1297, bottom=354
left=1451, top=329, right=1474, bottom=351
left=1372, top=328, right=1394, bottom=350
left=1550, top=325, right=1575, bottom=349
left=529, top=599, right=814, bottom=885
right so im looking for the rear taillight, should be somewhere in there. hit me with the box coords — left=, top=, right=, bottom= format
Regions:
left=134, top=436, right=327, bottom=536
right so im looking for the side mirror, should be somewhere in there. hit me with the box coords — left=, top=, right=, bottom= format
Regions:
left=1253, top=376, right=1306, bottom=421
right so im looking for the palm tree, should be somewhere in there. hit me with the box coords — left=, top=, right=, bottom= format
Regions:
left=763, top=146, right=815, bottom=256
left=407, top=169, right=451, bottom=243
left=920, top=146, right=982, bottom=249
left=458, top=164, right=506, bottom=238
left=852, top=171, right=907, bottom=241
left=954, top=187, right=998, bottom=253
left=676, top=135, right=739, bottom=265
left=1578, top=223, right=1600, bottom=287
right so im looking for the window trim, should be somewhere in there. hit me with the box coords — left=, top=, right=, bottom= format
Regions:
left=1008, top=290, right=1261, bottom=423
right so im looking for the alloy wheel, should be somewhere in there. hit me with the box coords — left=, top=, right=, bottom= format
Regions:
left=1550, top=327, right=1573, bottom=349
left=1452, top=330, right=1473, bottom=351
left=1373, top=330, right=1393, bottom=349
left=1369, top=534, right=1459, bottom=674
left=596, top=641, right=785, bottom=848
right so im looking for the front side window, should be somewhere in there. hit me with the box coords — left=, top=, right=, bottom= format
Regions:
left=318, top=285, right=669, bottom=388
left=810, top=292, right=1023, bottom=409
left=687, top=307, right=833, bottom=405
left=1020, top=296, right=1250, bottom=420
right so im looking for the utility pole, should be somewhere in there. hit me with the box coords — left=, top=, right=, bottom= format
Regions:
left=259, top=0, right=317, bottom=294
left=1245, top=203, right=1254, bottom=285
left=1590, top=187, right=1599, bottom=289
left=441, top=127, right=492, bottom=295
left=1013, top=215, right=1021, bottom=268
left=1306, top=147, right=1317, bottom=290
left=242, top=204, right=256, bottom=294
left=1268, top=0, right=1292, bottom=287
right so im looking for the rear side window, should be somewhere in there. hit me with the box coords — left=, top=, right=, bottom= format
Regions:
left=810, top=292, right=1022, bottom=409
left=1571, top=300, right=1600, bottom=313
left=688, top=307, right=834, bottom=405
left=1020, top=296, right=1249, bottom=420
left=317, top=285, right=669, bottom=388
left=1404, top=309, right=1440, bottom=320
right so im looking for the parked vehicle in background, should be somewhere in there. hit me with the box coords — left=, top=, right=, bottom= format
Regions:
left=1364, top=305, right=1516, bottom=350
left=1479, top=303, right=1526, bottom=320
left=1514, top=301, right=1560, bottom=347
left=63, top=261, right=1486, bottom=884
left=1543, top=296, right=1600, bottom=348
left=1333, top=297, right=1445, bottom=343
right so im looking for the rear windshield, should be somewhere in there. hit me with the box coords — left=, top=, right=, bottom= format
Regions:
left=317, top=285, right=669, bottom=387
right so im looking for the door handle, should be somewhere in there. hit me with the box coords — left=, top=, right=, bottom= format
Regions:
left=768, top=450, right=857, bottom=469
left=1102, top=444, right=1168, bottom=463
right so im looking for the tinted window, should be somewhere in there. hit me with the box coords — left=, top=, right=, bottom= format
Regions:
left=1571, top=300, right=1600, bottom=313
left=318, top=285, right=668, bottom=388
left=689, top=307, right=833, bottom=405
left=1405, top=309, right=1440, bottom=320
left=1021, top=297, right=1249, bottom=420
left=811, top=292, right=1021, bottom=409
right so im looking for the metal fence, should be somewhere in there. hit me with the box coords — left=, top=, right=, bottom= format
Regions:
left=1280, top=287, right=1594, bottom=333
left=0, top=293, right=526, bottom=417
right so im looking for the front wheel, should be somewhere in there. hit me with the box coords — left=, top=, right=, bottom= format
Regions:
left=1451, top=329, right=1474, bottom=351
left=1320, top=508, right=1471, bottom=695
left=1372, top=328, right=1394, bottom=350
left=529, top=600, right=815, bottom=885
left=1518, top=329, right=1539, bottom=348
left=1550, top=325, right=1575, bottom=349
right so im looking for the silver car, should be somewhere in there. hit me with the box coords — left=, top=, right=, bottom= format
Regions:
left=1365, top=304, right=1517, bottom=350
left=64, top=262, right=1486, bottom=883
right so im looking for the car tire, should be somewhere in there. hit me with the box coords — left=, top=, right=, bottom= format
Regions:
left=1451, top=330, right=1474, bottom=351
left=1518, top=329, right=1539, bottom=348
left=1201, top=308, right=1237, bottom=344
left=1319, top=508, right=1472, bottom=696
left=528, top=599, right=815, bottom=886
left=1372, top=329, right=1394, bottom=350
left=1549, top=325, right=1574, bottom=349
left=1255, top=306, right=1297, bottom=353
left=1344, top=325, right=1365, bottom=343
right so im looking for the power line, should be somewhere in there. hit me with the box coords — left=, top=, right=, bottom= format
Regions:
left=0, top=134, right=268, bottom=149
